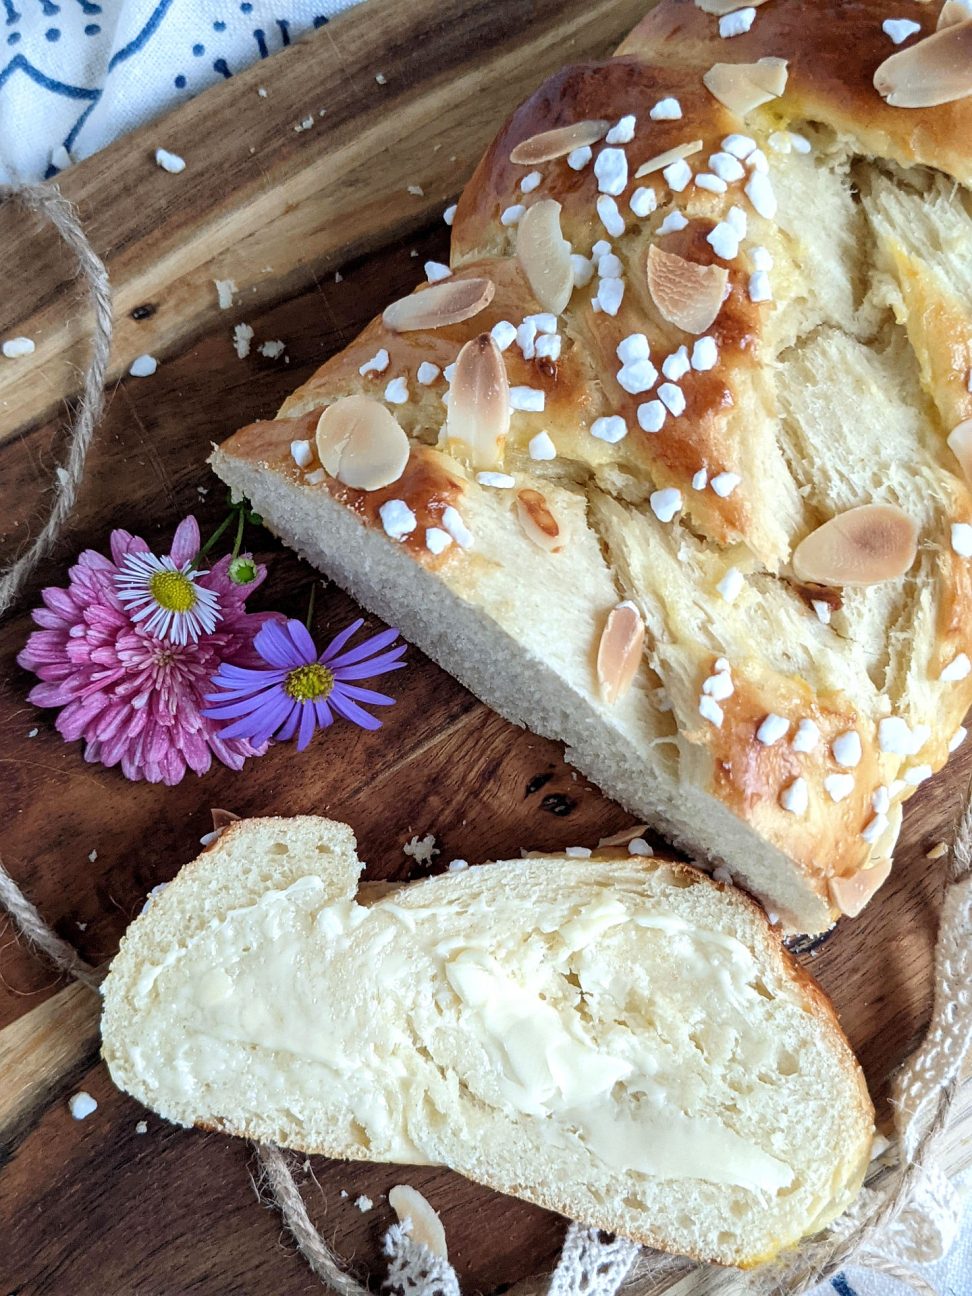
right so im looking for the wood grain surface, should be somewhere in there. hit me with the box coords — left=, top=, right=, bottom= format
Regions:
left=0, top=2, right=969, bottom=1293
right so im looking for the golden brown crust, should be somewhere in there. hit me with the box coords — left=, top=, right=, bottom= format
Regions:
left=618, top=0, right=972, bottom=185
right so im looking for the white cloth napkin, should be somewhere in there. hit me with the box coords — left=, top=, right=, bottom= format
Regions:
left=1, top=4, right=970, bottom=1292
left=0, top=0, right=362, bottom=181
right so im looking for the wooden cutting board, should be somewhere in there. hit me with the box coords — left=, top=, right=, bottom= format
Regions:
left=0, top=2, right=969, bottom=1292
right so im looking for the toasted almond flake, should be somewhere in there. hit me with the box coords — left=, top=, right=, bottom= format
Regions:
left=926, top=840, right=949, bottom=860
left=695, top=0, right=768, bottom=11
left=515, top=488, right=563, bottom=552
left=939, top=0, right=972, bottom=28
left=446, top=334, right=510, bottom=470
left=315, top=395, right=410, bottom=491
left=947, top=418, right=972, bottom=482
left=634, top=140, right=703, bottom=179
left=828, top=859, right=892, bottom=918
left=516, top=199, right=574, bottom=315
left=597, top=823, right=650, bottom=848
left=791, top=504, right=918, bottom=587
left=383, top=277, right=495, bottom=332
left=389, top=1186, right=448, bottom=1259
left=509, top=120, right=609, bottom=165
left=646, top=246, right=729, bottom=335
left=703, top=58, right=789, bottom=116
left=596, top=601, right=645, bottom=704
left=874, top=19, right=972, bottom=106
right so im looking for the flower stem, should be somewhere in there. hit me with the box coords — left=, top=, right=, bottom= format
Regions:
left=231, top=507, right=246, bottom=559
left=196, top=510, right=237, bottom=564
left=305, top=581, right=317, bottom=630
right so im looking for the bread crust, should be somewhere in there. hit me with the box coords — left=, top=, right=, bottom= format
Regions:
left=618, top=0, right=972, bottom=186
left=212, top=0, right=972, bottom=931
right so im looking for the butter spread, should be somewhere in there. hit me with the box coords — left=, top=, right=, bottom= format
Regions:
left=132, top=876, right=794, bottom=1194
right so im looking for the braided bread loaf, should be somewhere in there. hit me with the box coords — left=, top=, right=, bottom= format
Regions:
left=212, top=0, right=972, bottom=933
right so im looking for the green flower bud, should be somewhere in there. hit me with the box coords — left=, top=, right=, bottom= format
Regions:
left=228, top=555, right=258, bottom=586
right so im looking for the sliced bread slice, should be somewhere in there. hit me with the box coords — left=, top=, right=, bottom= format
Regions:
left=100, top=815, right=874, bottom=1268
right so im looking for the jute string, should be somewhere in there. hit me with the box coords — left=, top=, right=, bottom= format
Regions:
left=0, top=182, right=112, bottom=619
left=0, top=181, right=969, bottom=1296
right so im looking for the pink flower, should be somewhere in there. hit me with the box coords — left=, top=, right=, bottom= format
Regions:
left=17, top=517, right=278, bottom=785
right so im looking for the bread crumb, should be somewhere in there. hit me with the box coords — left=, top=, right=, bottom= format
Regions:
left=129, top=354, right=158, bottom=378
left=27, top=727, right=38, bottom=738
left=354, top=1195, right=374, bottom=1213
left=334, top=271, right=343, bottom=283
left=294, top=116, right=315, bottom=133
left=403, top=834, right=439, bottom=866
left=154, top=148, right=186, bottom=174
left=233, top=324, right=254, bottom=359
left=925, top=841, right=948, bottom=860
left=259, top=340, right=286, bottom=359
left=135, top=1120, right=148, bottom=1134
left=69, top=1091, right=97, bottom=1120
left=375, top=72, right=387, bottom=85
left=88, top=849, right=98, bottom=863
left=215, top=279, right=237, bottom=310
left=257, top=86, right=267, bottom=97
left=340, top=1189, right=348, bottom=1199
left=407, top=184, right=425, bottom=197
left=3, top=336, right=35, bottom=358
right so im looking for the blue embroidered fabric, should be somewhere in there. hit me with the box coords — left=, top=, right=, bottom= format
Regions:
left=0, top=0, right=361, bottom=180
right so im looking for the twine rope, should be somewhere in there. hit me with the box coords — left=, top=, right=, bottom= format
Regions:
left=254, top=1144, right=370, bottom=1296
left=0, top=179, right=967, bottom=1296
left=0, top=182, right=112, bottom=619
left=0, top=854, right=103, bottom=992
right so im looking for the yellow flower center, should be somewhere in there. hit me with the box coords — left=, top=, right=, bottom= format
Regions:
left=149, top=569, right=198, bottom=614
left=284, top=662, right=334, bottom=702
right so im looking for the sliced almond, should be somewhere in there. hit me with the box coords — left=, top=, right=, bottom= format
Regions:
left=634, top=140, right=704, bottom=179
left=829, top=858, right=892, bottom=918
left=939, top=0, right=972, bottom=29
left=388, top=1185, right=448, bottom=1260
left=509, top=119, right=609, bottom=165
left=446, top=334, right=509, bottom=470
left=596, top=602, right=645, bottom=704
left=598, top=823, right=651, bottom=848
left=646, top=245, right=729, bottom=335
left=382, top=277, right=495, bottom=333
left=515, top=488, right=564, bottom=552
left=315, top=395, right=410, bottom=490
left=874, top=20, right=972, bottom=106
left=703, top=58, right=789, bottom=117
left=516, top=199, right=574, bottom=315
left=791, top=504, right=918, bottom=587
left=695, top=0, right=769, bottom=12
left=947, top=418, right=972, bottom=482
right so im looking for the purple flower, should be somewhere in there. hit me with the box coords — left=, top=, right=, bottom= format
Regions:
left=203, top=617, right=406, bottom=751
left=17, top=516, right=278, bottom=785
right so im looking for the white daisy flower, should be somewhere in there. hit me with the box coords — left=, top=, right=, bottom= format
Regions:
left=114, top=552, right=221, bottom=645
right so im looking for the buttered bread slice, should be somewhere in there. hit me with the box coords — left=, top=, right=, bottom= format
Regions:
left=212, top=0, right=972, bottom=932
left=101, top=816, right=874, bottom=1267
